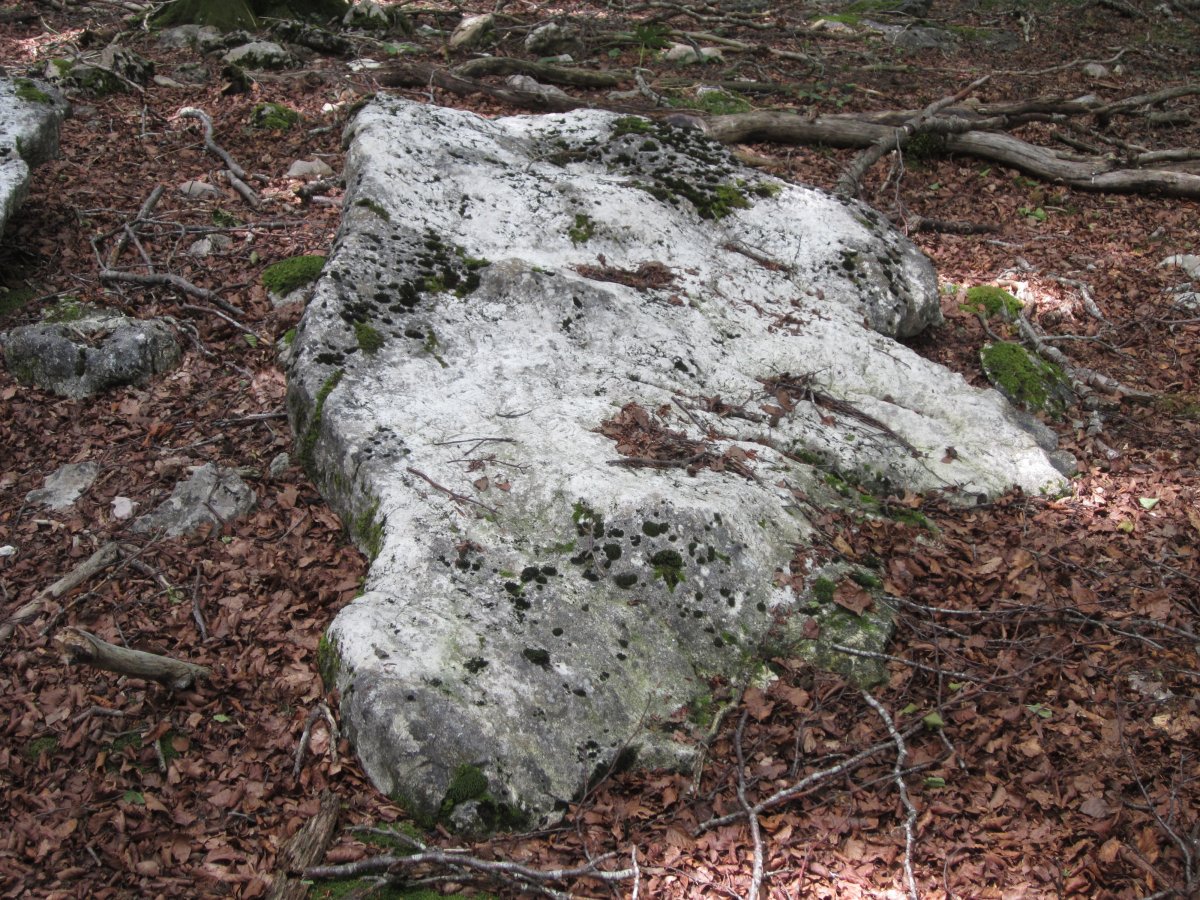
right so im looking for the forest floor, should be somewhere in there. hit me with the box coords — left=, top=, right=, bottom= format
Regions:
left=1, top=1, right=1198, bottom=898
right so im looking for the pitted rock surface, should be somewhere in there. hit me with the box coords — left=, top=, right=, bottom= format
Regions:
left=2, top=305, right=180, bottom=398
left=287, top=98, right=1069, bottom=827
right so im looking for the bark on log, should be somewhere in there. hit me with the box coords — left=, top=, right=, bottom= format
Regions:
left=59, top=627, right=210, bottom=690
left=268, top=790, right=340, bottom=900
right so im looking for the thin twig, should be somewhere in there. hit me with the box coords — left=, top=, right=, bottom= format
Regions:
left=863, top=690, right=919, bottom=900
left=734, top=710, right=766, bottom=900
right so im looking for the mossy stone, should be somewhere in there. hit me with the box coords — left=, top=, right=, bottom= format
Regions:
left=965, top=285, right=1022, bottom=320
left=980, top=341, right=1072, bottom=417
left=249, top=101, right=300, bottom=130
left=262, top=254, right=325, bottom=296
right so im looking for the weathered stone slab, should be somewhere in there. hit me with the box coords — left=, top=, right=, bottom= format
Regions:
left=26, top=461, right=100, bottom=510
left=132, top=463, right=256, bottom=538
left=287, top=99, right=1068, bottom=828
left=0, top=76, right=68, bottom=236
left=2, top=304, right=181, bottom=398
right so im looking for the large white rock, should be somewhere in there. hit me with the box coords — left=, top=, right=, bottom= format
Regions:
left=0, top=76, right=68, bottom=237
left=287, top=98, right=1068, bottom=827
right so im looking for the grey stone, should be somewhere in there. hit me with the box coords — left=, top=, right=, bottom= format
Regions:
left=268, top=452, right=291, bottom=479
left=187, top=233, right=233, bottom=257
left=179, top=179, right=220, bottom=199
left=287, top=158, right=335, bottom=180
left=1160, top=254, right=1200, bottom=279
left=524, top=23, right=581, bottom=57
left=344, top=0, right=391, bottom=30
left=174, top=63, right=210, bottom=85
left=223, top=42, right=294, bottom=71
left=664, top=43, right=723, bottom=63
left=157, top=25, right=221, bottom=49
left=289, top=99, right=1068, bottom=827
left=1082, top=62, right=1111, bottom=78
left=0, top=76, right=68, bottom=236
left=132, top=463, right=256, bottom=538
left=890, top=26, right=957, bottom=51
left=505, top=75, right=570, bottom=101
left=2, top=305, right=181, bottom=398
left=448, top=13, right=494, bottom=50
left=26, top=461, right=100, bottom=510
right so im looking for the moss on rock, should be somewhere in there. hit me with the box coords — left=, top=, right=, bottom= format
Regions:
left=964, top=285, right=1022, bottom=320
left=980, top=341, right=1071, bottom=417
left=262, top=254, right=325, bottom=296
left=249, top=101, right=300, bottom=130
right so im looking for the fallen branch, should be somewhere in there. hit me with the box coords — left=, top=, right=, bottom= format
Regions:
left=293, top=701, right=339, bottom=778
left=452, top=56, right=628, bottom=88
left=0, top=542, right=120, bottom=645
left=862, top=691, right=919, bottom=900
left=57, top=627, right=210, bottom=690
left=734, top=710, right=766, bottom=900
left=175, top=106, right=246, bottom=179
left=836, top=75, right=990, bottom=199
left=698, top=730, right=910, bottom=832
left=305, top=849, right=636, bottom=897
left=99, top=269, right=248, bottom=320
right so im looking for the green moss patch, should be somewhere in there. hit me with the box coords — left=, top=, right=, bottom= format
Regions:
left=14, top=78, right=53, bottom=104
left=980, top=341, right=1071, bottom=417
left=354, top=321, right=385, bottom=355
left=262, top=255, right=326, bottom=296
left=568, top=213, right=595, bottom=245
left=249, top=102, right=300, bottom=130
left=964, top=285, right=1022, bottom=320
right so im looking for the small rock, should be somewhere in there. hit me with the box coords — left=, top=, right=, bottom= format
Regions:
left=287, top=158, right=335, bottom=180
left=187, top=234, right=233, bottom=257
left=505, top=75, right=570, bottom=101
left=179, top=180, right=220, bottom=199
left=2, top=304, right=181, bottom=399
left=344, top=0, right=391, bottom=30
left=664, top=43, right=722, bottom=64
left=268, top=452, right=290, bottom=479
left=132, top=464, right=256, bottom=538
left=223, top=42, right=294, bottom=71
left=448, top=13, right=494, bottom=50
left=158, top=24, right=220, bottom=49
left=1082, top=62, right=1111, bottom=78
left=111, top=496, right=137, bottom=519
left=1160, top=254, right=1200, bottom=279
left=152, top=75, right=187, bottom=89
left=173, top=63, right=210, bottom=85
left=26, top=461, right=100, bottom=510
left=524, top=22, right=580, bottom=57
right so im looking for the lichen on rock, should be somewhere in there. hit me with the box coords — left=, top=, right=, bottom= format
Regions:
left=285, top=98, right=1071, bottom=828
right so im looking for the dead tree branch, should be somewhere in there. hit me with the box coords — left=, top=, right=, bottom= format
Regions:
left=862, top=690, right=920, bottom=900
left=57, top=627, right=210, bottom=690
left=0, top=542, right=120, bottom=645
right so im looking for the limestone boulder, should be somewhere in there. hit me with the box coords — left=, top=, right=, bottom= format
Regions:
left=287, top=99, right=1069, bottom=828
left=0, top=76, right=68, bottom=237
left=2, top=304, right=181, bottom=398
